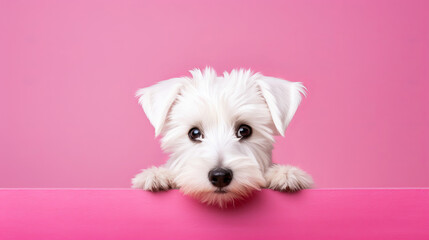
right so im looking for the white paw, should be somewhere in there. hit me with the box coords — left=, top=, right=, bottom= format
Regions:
left=265, top=165, right=313, bottom=191
left=131, top=166, right=175, bottom=191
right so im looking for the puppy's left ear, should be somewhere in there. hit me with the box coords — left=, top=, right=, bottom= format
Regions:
left=257, top=76, right=307, bottom=136
left=136, top=78, right=186, bottom=136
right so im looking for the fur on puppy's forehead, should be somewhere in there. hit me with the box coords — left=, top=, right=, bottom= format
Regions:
left=170, top=69, right=271, bottom=129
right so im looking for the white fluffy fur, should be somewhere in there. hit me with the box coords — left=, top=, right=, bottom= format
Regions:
left=132, top=67, right=313, bottom=207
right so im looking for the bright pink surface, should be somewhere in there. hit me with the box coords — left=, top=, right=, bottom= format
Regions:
left=1, top=0, right=428, bottom=188
left=0, top=189, right=428, bottom=240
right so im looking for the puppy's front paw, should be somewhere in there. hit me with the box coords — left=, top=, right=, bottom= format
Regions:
left=131, top=166, right=175, bottom=191
left=265, top=165, right=313, bottom=192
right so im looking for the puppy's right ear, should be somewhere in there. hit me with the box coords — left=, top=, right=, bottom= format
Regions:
left=136, top=78, right=186, bottom=136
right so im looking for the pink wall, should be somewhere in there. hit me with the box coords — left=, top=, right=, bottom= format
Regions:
left=0, top=0, right=428, bottom=188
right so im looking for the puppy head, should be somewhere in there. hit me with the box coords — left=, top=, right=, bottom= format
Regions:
left=137, top=67, right=306, bottom=207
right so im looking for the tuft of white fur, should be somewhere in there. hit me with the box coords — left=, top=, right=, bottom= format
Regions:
left=265, top=165, right=313, bottom=191
left=132, top=166, right=176, bottom=191
left=132, top=67, right=312, bottom=207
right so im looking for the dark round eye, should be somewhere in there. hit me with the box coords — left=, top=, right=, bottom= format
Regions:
left=236, top=124, right=252, bottom=139
left=188, top=127, right=203, bottom=142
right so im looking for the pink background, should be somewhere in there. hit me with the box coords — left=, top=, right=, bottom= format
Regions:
left=0, top=0, right=428, bottom=188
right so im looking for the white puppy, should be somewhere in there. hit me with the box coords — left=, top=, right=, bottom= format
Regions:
left=132, top=67, right=313, bottom=207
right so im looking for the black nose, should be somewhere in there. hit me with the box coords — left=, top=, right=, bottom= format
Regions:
left=208, top=168, right=233, bottom=188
